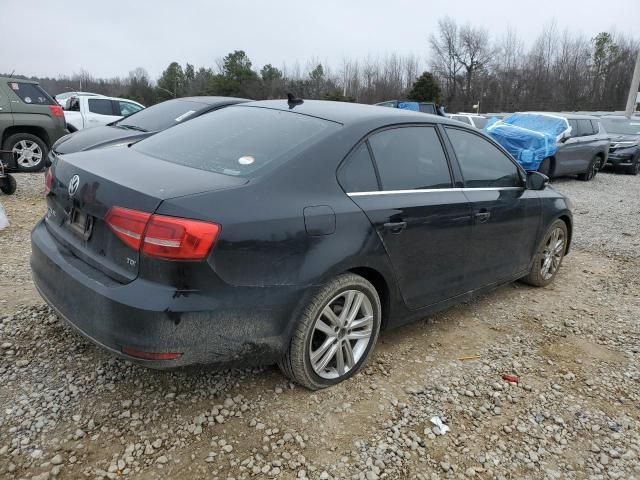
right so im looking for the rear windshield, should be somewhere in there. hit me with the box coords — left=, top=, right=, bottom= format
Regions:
left=7, top=82, right=55, bottom=105
left=116, top=99, right=209, bottom=132
left=134, top=106, right=337, bottom=176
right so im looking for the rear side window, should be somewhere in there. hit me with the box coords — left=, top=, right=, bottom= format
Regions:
left=451, top=115, right=472, bottom=126
left=118, top=101, right=143, bottom=116
left=338, top=143, right=379, bottom=193
left=419, top=104, right=436, bottom=114
left=446, top=127, right=522, bottom=188
left=472, top=117, right=488, bottom=129
left=134, top=106, right=337, bottom=177
left=368, top=126, right=452, bottom=190
left=88, top=99, right=115, bottom=115
left=7, top=82, right=54, bottom=105
left=577, top=119, right=594, bottom=136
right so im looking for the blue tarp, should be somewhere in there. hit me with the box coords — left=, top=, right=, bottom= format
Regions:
left=484, top=113, right=570, bottom=171
left=397, top=102, right=419, bottom=112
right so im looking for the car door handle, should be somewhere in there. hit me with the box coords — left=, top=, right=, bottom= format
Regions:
left=475, top=210, right=491, bottom=223
left=383, top=221, right=407, bottom=233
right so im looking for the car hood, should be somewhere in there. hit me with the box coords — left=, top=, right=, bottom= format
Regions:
left=53, top=126, right=151, bottom=154
left=606, top=134, right=640, bottom=143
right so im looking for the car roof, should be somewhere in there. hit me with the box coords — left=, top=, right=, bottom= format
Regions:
left=0, top=76, right=39, bottom=84
left=177, top=96, right=250, bottom=106
left=600, top=115, right=640, bottom=120
left=237, top=99, right=458, bottom=127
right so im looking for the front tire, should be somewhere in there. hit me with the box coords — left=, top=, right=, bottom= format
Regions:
left=3, top=133, right=48, bottom=172
left=627, top=158, right=640, bottom=176
left=521, top=219, right=568, bottom=287
left=279, top=273, right=381, bottom=390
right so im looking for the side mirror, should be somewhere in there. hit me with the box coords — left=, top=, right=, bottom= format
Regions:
left=526, top=171, right=549, bottom=190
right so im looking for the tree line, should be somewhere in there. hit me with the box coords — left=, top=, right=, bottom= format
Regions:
left=5, top=18, right=638, bottom=114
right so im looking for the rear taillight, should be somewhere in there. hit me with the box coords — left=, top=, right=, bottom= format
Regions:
left=105, top=207, right=220, bottom=260
left=49, top=105, right=64, bottom=118
left=44, top=167, right=53, bottom=195
left=105, top=207, right=151, bottom=251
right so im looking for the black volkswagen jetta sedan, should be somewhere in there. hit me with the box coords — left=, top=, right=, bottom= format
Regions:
left=31, top=99, right=573, bottom=390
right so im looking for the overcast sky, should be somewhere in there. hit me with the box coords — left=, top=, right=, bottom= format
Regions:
left=3, top=0, right=638, bottom=80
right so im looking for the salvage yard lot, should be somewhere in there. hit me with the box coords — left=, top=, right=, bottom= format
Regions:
left=0, top=172, right=639, bottom=479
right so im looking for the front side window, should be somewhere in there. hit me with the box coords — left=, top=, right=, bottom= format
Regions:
left=135, top=106, right=337, bottom=177
left=8, top=82, right=54, bottom=105
left=88, top=99, right=115, bottom=115
left=368, top=126, right=452, bottom=190
left=568, top=119, right=579, bottom=137
left=338, top=143, right=379, bottom=193
left=446, top=127, right=522, bottom=188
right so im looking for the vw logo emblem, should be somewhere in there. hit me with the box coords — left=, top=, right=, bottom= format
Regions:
left=68, top=175, right=80, bottom=197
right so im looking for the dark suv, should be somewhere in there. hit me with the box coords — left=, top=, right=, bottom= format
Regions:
left=599, top=115, right=640, bottom=175
left=537, top=113, right=610, bottom=181
left=0, top=77, right=67, bottom=172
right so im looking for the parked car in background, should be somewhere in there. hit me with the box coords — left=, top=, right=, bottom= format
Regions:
left=0, top=77, right=67, bottom=172
left=375, top=100, right=444, bottom=116
left=32, top=99, right=572, bottom=390
left=448, top=113, right=489, bottom=129
left=54, top=91, right=101, bottom=106
left=52, top=96, right=249, bottom=154
left=537, top=113, right=610, bottom=180
left=599, top=115, right=640, bottom=175
left=63, top=95, right=145, bottom=132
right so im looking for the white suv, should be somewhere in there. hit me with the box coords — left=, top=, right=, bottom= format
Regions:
left=63, top=95, right=145, bottom=131
left=449, top=113, right=489, bottom=129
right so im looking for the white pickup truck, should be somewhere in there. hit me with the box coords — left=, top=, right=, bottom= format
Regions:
left=63, top=95, right=145, bottom=132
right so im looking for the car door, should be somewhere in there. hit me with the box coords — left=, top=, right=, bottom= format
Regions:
left=574, top=119, right=598, bottom=171
left=85, top=98, right=120, bottom=128
left=0, top=84, right=13, bottom=138
left=444, top=127, right=541, bottom=288
left=342, top=125, right=474, bottom=309
left=555, top=119, right=584, bottom=175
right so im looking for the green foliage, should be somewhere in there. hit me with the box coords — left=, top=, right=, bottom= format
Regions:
left=156, top=62, right=185, bottom=100
left=323, top=91, right=355, bottom=102
left=408, top=72, right=441, bottom=103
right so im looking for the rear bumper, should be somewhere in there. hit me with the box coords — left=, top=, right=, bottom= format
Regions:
left=30, top=220, right=304, bottom=369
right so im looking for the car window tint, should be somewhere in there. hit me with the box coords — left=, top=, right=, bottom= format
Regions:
left=88, top=99, right=114, bottom=115
left=118, top=101, right=143, bottom=116
left=446, top=127, right=522, bottom=188
left=7, top=82, right=54, bottom=105
left=591, top=120, right=600, bottom=134
left=338, top=143, right=379, bottom=192
left=577, top=119, right=594, bottom=136
left=418, top=104, right=436, bottom=114
left=118, top=99, right=207, bottom=131
left=134, top=106, right=337, bottom=177
left=567, top=119, right=579, bottom=136
left=368, top=126, right=452, bottom=190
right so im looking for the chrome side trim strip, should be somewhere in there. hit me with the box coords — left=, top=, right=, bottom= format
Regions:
left=347, top=187, right=524, bottom=197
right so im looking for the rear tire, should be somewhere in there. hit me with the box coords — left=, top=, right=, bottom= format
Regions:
left=0, top=175, right=17, bottom=195
left=3, top=133, right=48, bottom=172
left=279, top=273, right=381, bottom=390
left=521, top=219, right=568, bottom=287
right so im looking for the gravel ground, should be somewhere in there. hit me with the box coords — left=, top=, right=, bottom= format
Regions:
left=0, top=171, right=639, bottom=480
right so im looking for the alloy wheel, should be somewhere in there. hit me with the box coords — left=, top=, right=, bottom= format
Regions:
left=540, top=227, right=565, bottom=280
left=13, top=140, right=43, bottom=168
left=309, top=290, right=374, bottom=379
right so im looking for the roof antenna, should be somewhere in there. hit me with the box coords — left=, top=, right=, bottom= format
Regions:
left=8, top=70, right=15, bottom=78
left=287, top=93, right=303, bottom=109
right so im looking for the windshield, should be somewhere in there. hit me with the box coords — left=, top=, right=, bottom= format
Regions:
left=116, top=99, right=210, bottom=132
left=600, top=117, right=640, bottom=135
left=134, top=106, right=338, bottom=177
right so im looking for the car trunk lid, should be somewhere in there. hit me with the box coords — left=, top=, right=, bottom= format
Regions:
left=45, top=146, right=247, bottom=283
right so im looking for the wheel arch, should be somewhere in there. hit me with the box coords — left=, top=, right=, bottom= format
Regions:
left=347, top=266, right=392, bottom=330
left=558, top=214, right=573, bottom=254
left=2, top=126, right=50, bottom=148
